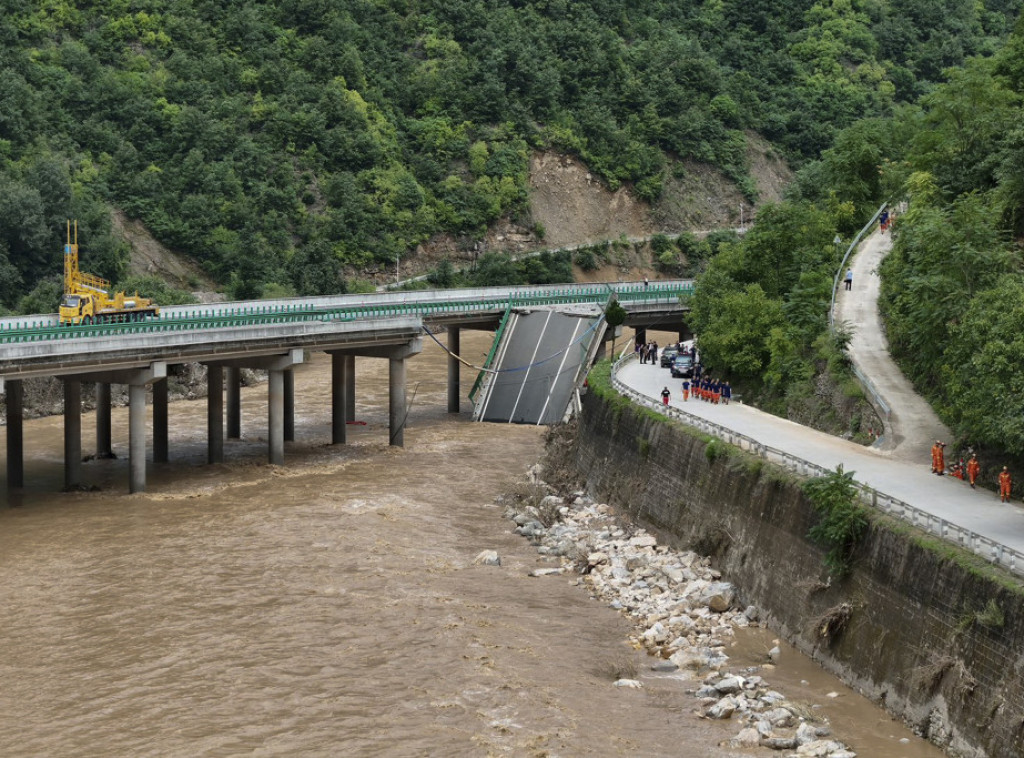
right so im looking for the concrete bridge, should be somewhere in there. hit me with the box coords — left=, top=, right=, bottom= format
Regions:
left=0, top=281, right=692, bottom=497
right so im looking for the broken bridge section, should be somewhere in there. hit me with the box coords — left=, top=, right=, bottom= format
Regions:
left=472, top=304, right=606, bottom=425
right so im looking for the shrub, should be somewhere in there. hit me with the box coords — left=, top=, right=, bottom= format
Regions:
left=803, top=465, right=868, bottom=577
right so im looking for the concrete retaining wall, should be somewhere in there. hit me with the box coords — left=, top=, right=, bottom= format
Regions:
left=573, top=390, right=1024, bottom=758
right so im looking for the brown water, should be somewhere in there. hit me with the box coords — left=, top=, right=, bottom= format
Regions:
left=0, top=333, right=945, bottom=757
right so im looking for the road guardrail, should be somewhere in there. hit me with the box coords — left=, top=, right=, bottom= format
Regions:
left=611, top=353, right=1024, bottom=578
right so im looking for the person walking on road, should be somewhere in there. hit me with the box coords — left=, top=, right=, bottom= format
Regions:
left=681, top=378, right=690, bottom=402
left=931, top=440, right=946, bottom=475
left=967, top=454, right=980, bottom=489
left=844, top=268, right=853, bottom=291
left=1000, top=466, right=1012, bottom=502
left=661, top=386, right=671, bottom=406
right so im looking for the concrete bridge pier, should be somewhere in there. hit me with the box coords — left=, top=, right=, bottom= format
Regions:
left=267, top=350, right=303, bottom=465
left=153, top=379, right=168, bottom=463
left=207, top=364, right=224, bottom=464
left=207, top=350, right=303, bottom=467
left=127, top=363, right=167, bottom=494
left=329, top=351, right=349, bottom=444
left=63, top=379, right=82, bottom=491
left=284, top=369, right=295, bottom=442
left=447, top=327, right=460, bottom=413
left=389, top=339, right=422, bottom=447
left=95, top=383, right=113, bottom=459
left=329, top=339, right=421, bottom=447
left=226, top=367, right=241, bottom=439
left=59, top=364, right=166, bottom=493
left=346, top=355, right=356, bottom=421
left=5, top=379, right=23, bottom=491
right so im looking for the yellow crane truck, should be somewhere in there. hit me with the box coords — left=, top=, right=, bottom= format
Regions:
left=58, top=220, right=159, bottom=325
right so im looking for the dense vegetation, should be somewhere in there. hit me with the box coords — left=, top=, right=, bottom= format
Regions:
left=876, top=29, right=1024, bottom=458
left=0, top=0, right=1016, bottom=312
left=679, top=5, right=1024, bottom=451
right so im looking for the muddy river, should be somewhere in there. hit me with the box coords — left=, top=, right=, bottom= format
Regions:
left=0, top=331, right=945, bottom=756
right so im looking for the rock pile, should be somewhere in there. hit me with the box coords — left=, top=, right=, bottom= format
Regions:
left=499, top=467, right=857, bottom=758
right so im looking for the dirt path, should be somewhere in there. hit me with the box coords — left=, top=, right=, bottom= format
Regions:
left=833, top=229, right=952, bottom=462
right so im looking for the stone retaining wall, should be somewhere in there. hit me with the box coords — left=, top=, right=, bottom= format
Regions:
left=572, top=390, right=1024, bottom=758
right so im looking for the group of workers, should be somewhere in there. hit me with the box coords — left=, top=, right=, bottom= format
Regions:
left=681, top=375, right=731, bottom=404
left=931, top=440, right=1014, bottom=502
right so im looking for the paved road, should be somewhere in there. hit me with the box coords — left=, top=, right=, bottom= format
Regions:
left=833, top=229, right=952, bottom=462
left=620, top=359, right=1024, bottom=557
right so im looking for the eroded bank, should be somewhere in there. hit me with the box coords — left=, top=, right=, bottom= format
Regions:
left=565, top=373, right=1024, bottom=758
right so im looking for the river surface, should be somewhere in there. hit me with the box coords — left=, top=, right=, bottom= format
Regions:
left=0, top=332, right=945, bottom=757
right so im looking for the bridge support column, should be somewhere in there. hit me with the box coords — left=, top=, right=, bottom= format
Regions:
left=226, top=367, right=241, bottom=439
left=387, top=339, right=422, bottom=447
left=389, top=354, right=407, bottom=447
left=269, top=370, right=285, bottom=464
left=6, top=379, right=23, bottom=491
left=345, top=355, right=356, bottom=421
left=95, top=383, right=113, bottom=459
left=128, top=383, right=146, bottom=493
left=284, top=368, right=295, bottom=442
left=265, top=349, right=303, bottom=466
left=447, top=327, right=460, bottom=413
left=153, top=378, right=168, bottom=463
left=634, top=328, right=647, bottom=348
left=331, top=352, right=348, bottom=444
left=127, top=363, right=166, bottom=494
left=207, top=364, right=224, bottom=464
left=63, top=379, right=82, bottom=491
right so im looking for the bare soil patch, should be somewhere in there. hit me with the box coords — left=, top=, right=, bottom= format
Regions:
left=111, top=209, right=223, bottom=302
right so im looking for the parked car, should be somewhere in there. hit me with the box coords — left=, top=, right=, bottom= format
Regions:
left=671, top=354, right=695, bottom=378
left=660, top=345, right=680, bottom=367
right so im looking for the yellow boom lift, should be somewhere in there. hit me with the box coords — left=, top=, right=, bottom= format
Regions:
left=58, top=220, right=159, bottom=325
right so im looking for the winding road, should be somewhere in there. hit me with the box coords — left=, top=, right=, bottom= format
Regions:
left=618, top=229, right=1024, bottom=562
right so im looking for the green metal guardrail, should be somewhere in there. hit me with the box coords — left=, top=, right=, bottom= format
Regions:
left=0, top=282, right=694, bottom=345
left=468, top=304, right=513, bottom=404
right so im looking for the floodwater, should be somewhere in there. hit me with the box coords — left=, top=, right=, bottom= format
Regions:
left=0, top=331, right=945, bottom=757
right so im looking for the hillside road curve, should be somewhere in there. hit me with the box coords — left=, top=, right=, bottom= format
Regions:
left=833, top=228, right=952, bottom=463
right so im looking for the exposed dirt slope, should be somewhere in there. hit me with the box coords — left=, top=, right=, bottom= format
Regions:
left=529, top=153, right=653, bottom=248
left=111, top=140, right=792, bottom=290
left=110, top=209, right=222, bottom=302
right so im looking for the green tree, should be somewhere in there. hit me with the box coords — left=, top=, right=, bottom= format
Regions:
left=942, top=278, right=1024, bottom=453
left=690, top=283, right=785, bottom=378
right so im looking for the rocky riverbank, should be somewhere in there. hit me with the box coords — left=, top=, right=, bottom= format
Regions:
left=496, top=464, right=858, bottom=758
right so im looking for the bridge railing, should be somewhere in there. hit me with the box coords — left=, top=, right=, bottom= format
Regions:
left=0, top=281, right=694, bottom=345
left=609, top=353, right=1024, bottom=579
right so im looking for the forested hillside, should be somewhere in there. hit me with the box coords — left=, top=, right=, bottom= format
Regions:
left=0, top=0, right=1015, bottom=312
left=689, top=9, right=1024, bottom=458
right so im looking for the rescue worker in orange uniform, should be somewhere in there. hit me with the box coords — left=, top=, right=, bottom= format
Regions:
left=681, top=379, right=690, bottom=402
left=999, top=466, right=1012, bottom=502
left=931, top=440, right=945, bottom=475
left=967, top=455, right=980, bottom=489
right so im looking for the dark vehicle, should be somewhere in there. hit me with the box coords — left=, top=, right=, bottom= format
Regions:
left=670, top=354, right=695, bottom=378
left=660, top=345, right=680, bottom=367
